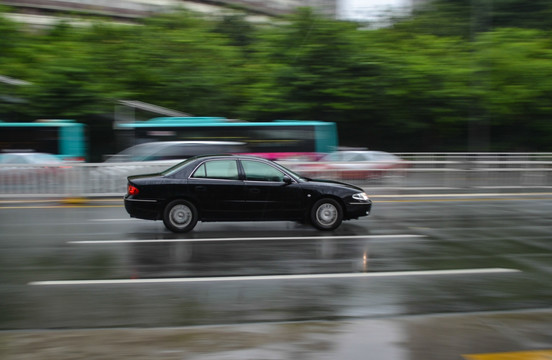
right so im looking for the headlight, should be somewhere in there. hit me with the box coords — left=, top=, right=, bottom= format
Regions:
left=352, top=192, right=369, bottom=201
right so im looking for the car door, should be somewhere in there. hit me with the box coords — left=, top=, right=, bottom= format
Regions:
left=188, top=159, right=246, bottom=220
left=240, top=159, right=304, bottom=220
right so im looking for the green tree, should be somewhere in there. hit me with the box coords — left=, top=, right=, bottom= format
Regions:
left=110, top=11, right=246, bottom=116
left=15, top=22, right=123, bottom=118
left=1, top=4, right=552, bottom=152
left=212, top=14, right=255, bottom=49
left=367, top=31, right=475, bottom=150
left=397, top=0, right=552, bottom=38
left=242, top=9, right=382, bottom=123
left=474, top=28, right=552, bottom=150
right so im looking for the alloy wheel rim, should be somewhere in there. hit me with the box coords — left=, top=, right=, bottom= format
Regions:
left=170, top=204, right=192, bottom=227
left=316, top=203, right=337, bottom=226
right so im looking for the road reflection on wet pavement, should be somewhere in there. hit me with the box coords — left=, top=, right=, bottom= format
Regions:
left=1, top=193, right=551, bottom=359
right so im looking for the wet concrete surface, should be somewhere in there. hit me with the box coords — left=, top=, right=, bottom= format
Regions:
left=1, top=310, right=550, bottom=360
left=0, top=192, right=551, bottom=358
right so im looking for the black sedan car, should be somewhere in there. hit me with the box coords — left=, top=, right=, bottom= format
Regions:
left=124, top=155, right=372, bottom=233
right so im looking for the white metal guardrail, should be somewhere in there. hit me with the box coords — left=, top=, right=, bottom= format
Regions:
left=0, top=161, right=176, bottom=198
left=1, top=157, right=552, bottom=198
left=395, top=152, right=552, bottom=161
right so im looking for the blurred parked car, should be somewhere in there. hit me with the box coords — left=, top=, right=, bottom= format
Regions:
left=104, top=141, right=247, bottom=163
left=0, top=152, right=70, bottom=185
left=294, top=150, right=409, bottom=180
left=92, top=141, right=248, bottom=194
left=0, top=152, right=65, bottom=165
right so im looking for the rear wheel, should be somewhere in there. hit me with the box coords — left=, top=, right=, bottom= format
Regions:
left=310, top=198, right=343, bottom=231
left=163, top=200, right=198, bottom=233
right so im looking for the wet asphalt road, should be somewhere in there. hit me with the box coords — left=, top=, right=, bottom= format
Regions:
left=0, top=192, right=551, bottom=359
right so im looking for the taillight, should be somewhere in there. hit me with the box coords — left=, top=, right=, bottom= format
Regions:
left=65, top=157, right=85, bottom=162
left=128, top=184, right=139, bottom=195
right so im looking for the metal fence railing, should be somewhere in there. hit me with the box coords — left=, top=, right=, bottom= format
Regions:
left=1, top=156, right=552, bottom=198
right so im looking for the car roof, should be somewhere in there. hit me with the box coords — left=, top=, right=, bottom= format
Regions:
left=320, top=150, right=401, bottom=161
left=106, top=141, right=248, bottom=162
left=331, top=150, right=384, bottom=154
left=0, top=152, right=62, bottom=163
left=0, top=152, right=59, bottom=158
left=323, top=150, right=396, bottom=156
left=189, top=154, right=267, bottom=161
left=131, top=141, right=245, bottom=147
left=116, top=141, right=247, bottom=153
left=1, top=151, right=52, bottom=155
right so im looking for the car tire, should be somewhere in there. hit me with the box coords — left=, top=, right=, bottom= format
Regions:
left=310, top=198, right=343, bottom=231
left=163, top=200, right=198, bottom=233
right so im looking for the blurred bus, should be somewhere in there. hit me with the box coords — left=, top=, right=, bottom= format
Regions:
left=0, top=119, right=86, bottom=161
left=116, top=117, right=338, bottom=161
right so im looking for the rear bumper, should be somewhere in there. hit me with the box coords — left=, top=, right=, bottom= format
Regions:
left=124, top=196, right=161, bottom=220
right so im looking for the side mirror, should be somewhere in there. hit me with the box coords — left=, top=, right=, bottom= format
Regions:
left=283, top=176, right=293, bottom=185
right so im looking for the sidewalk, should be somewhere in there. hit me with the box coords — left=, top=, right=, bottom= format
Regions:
left=1, top=309, right=550, bottom=360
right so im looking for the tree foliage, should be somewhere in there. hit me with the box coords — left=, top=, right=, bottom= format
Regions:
left=1, top=2, right=552, bottom=152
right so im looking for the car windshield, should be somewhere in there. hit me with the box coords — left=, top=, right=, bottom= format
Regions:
left=29, top=153, right=63, bottom=163
left=278, top=164, right=307, bottom=182
left=105, top=143, right=165, bottom=162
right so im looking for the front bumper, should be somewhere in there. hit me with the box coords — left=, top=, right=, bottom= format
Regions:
left=344, top=199, right=372, bottom=220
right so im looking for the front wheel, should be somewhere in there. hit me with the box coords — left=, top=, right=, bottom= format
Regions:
left=310, top=198, right=343, bottom=231
left=163, top=200, right=198, bottom=233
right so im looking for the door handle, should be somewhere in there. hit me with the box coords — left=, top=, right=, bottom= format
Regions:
left=249, top=188, right=261, bottom=195
left=195, top=186, right=207, bottom=192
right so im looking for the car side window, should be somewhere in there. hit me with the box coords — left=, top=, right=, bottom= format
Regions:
left=158, top=144, right=201, bottom=160
left=242, top=160, right=285, bottom=182
left=191, top=160, right=239, bottom=180
left=1, top=156, right=18, bottom=164
left=351, top=154, right=368, bottom=161
left=324, top=153, right=341, bottom=161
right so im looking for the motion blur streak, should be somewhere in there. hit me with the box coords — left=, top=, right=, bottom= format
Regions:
left=463, top=350, right=552, bottom=360
left=29, top=268, right=521, bottom=286
left=68, top=234, right=425, bottom=244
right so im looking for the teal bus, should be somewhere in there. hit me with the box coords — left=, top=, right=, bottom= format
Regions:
left=0, top=119, right=86, bottom=161
left=116, top=117, right=338, bottom=160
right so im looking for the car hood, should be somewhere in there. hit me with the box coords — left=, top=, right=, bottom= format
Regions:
left=303, top=178, right=364, bottom=192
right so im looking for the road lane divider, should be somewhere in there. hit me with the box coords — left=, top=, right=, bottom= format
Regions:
left=89, top=218, right=140, bottom=222
left=68, top=234, right=426, bottom=244
left=28, top=268, right=521, bottom=286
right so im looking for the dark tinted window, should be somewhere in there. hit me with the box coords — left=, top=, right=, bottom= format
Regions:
left=242, top=160, right=285, bottom=182
left=0, top=127, right=59, bottom=154
left=134, top=125, right=316, bottom=153
left=191, top=160, right=239, bottom=180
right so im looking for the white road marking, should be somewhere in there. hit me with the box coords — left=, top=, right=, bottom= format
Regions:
left=68, top=234, right=425, bottom=244
left=28, top=268, right=521, bottom=286
left=89, top=218, right=139, bottom=222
